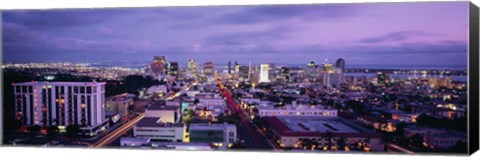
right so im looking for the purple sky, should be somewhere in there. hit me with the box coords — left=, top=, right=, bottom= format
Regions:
left=2, top=2, right=469, bottom=66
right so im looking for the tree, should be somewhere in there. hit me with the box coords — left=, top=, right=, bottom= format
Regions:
left=324, top=130, right=334, bottom=150
left=410, top=133, right=424, bottom=149
left=193, top=98, right=200, bottom=105
left=66, top=125, right=80, bottom=140
left=380, top=135, right=392, bottom=151
left=47, top=126, right=60, bottom=140
left=230, top=141, right=246, bottom=149
left=337, top=137, right=347, bottom=150
left=29, top=125, right=41, bottom=136
left=127, top=105, right=136, bottom=114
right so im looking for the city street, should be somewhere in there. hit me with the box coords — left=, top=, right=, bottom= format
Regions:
left=92, top=113, right=145, bottom=148
left=215, top=74, right=274, bottom=150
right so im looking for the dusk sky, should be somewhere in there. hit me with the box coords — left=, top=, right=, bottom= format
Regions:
left=2, top=2, right=469, bottom=66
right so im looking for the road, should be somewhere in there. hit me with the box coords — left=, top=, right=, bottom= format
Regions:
left=215, top=73, right=274, bottom=150
left=92, top=81, right=196, bottom=148
left=92, top=113, right=145, bottom=148
left=387, top=143, right=415, bottom=154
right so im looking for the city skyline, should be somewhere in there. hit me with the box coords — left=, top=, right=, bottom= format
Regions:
left=2, top=2, right=469, bottom=65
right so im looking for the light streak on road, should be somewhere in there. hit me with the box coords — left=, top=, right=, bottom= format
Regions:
left=93, top=113, right=145, bottom=147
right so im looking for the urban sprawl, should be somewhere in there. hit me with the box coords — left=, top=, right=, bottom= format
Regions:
left=2, top=56, right=468, bottom=153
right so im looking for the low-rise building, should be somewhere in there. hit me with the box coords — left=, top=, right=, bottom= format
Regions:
left=266, top=116, right=383, bottom=151
left=257, top=102, right=337, bottom=117
left=189, top=123, right=237, bottom=148
left=403, top=125, right=466, bottom=149
left=133, top=117, right=185, bottom=142
left=145, top=101, right=181, bottom=123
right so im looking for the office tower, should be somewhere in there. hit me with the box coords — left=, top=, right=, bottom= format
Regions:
left=234, top=61, right=240, bottom=74
left=248, top=62, right=252, bottom=80
left=335, top=58, right=345, bottom=73
left=259, top=64, right=270, bottom=83
left=322, top=62, right=334, bottom=87
left=334, top=58, right=346, bottom=84
left=267, top=63, right=276, bottom=82
left=204, top=62, right=215, bottom=76
left=187, top=59, right=198, bottom=78
left=228, top=61, right=232, bottom=74
left=151, top=56, right=167, bottom=75
left=307, top=60, right=319, bottom=82
left=239, top=66, right=250, bottom=81
left=13, top=82, right=109, bottom=136
left=169, top=61, right=179, bottom=77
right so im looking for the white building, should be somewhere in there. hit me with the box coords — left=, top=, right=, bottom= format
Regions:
left=13, top=81, right=109, bottom=136
left=257, top=102, right=337, bottom=117
left=145, top=101, right=181, bottom=123
left=189, top=123, right=237, bottom=148
left=259, top=64, right=270, bottom=83
left=133, top=117, right=185, bottom=142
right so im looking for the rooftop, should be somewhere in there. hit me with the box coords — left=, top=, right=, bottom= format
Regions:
left=136, top=117, right=184, bottom=128
left=148, top=101, right=179, bottom=111
left=189, top=123, right=235, bottom=130
left=13, top=81, right=106, bottom=86
left=267, top=116, right=381, bottom=138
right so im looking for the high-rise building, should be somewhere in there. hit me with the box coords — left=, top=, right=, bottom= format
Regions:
left=259, top=64, right=270, bottom=83
left=335, top=58, right=345, bottom=73
left=151, top=56, right=168, bottom=75
left=187, top=59, right=198, bottom=78
left=267, top=63, right=276, bottom=82
left=307, top=60, right=319, bottom=82
left=234, top=61, right=240, bottom=74
left=204, top=62, right=215, bottom=76
left=322, top=63, right=334, bottom=87
left=239, top=66, right=250, bottom=81
left=228, top=61, right=232, bottom=74
left=169, top=61, right=179, bottom=77
left=13, top=82, right=109, bottom=136
left=333, top=58, right=346, bottom=85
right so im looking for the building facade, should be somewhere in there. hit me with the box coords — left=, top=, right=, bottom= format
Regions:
left=13, top=81, right=109, bottom=136
left=189, top=123, right=237, bottom=148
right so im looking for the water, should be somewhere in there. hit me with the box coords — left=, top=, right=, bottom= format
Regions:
left=346, top=73, right=467, bottom=82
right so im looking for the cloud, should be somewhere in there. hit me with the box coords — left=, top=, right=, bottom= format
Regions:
left=97, top=26, right=129, bottom=38
left=209, top=4, right=361, bottom=24
left=2, top=22, right=47, bottom=43
left=204, top=25, right=298, bottom=46
left=359, top=30, right=442, bottom=43
left=2, top=9, right=131, bottom=30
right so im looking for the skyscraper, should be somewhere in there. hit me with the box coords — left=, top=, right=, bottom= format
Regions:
left=204, top=62, right=215, bottom=76
left=239, top=66, right=250, bottom=81
left=228, top=61, right=232, bottom=74
left=335, top=58, right=345, bottom=73
left=151, top=56, right=167, bottom=75
left=307, top=60, right=319, bottom=82
left=259, top=64, right=270, bottom=83
left=334, top=58, right=346, bottom=84
left=322, top=62, right=334, bottom=87
left=169, top=61, right=179, bottom=77
left=234, top=61, right=240, bottom=74
left=187, top=59, right=198, bottom=78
